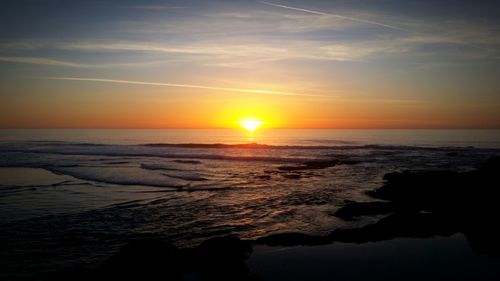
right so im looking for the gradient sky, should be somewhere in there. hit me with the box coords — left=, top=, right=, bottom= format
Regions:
left=1, top=0, right=500, bottom=129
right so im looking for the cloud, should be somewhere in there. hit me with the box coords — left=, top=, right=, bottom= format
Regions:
left=258, top=1, right=408, bottom=32
left=0, top=55, right=175, bottom=68
left=57, top=41, right=288, bottom=57
left=121, top=5, right=186, bottom=11
left=44, top=77, right=328, bottom=98
left=2, top=30, right=498, bottom=69
left=0, top=56, right=95, bottom=68
left=54, top=40, right=406, bottom=63
left=2, top=7, right=500, bottom=69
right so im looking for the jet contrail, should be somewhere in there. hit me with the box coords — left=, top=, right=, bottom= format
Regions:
left=258, top=1, right=407, bottom=32
left=258, top=1, right=500, bottom=60
left=0, top=56, right=92, bottom=68
left=44, top=77, right=327, bottom=98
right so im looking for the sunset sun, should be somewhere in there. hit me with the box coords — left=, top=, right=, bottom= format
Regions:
left=240, top=119, right=264, bottom=132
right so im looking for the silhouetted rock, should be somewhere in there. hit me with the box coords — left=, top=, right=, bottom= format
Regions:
left=256, top=232, right=331, bottom=246
left=49, top=236, right=258, bottom=281
left=330, top=211, right=457, bottom=243
left=197, top=236, right=254, bottom=281
left=333, top=156, right=500, bottom=257
left=250, top=156, right=500, bottom=254
left=49, top=266, right=94, bottom=281
left=333, top=201, right=398, bottom=220
left=96, top=239, right=184, bottom=281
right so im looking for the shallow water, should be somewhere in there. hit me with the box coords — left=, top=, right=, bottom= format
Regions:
left=248, top=234, right=500, bottom=281
left=1, top=129, right=500, bottom=280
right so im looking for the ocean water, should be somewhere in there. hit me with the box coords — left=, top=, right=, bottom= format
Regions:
left=1, top=129, right=500, bottom=280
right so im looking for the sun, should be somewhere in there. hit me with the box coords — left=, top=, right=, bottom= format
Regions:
left=240, top=119, right=264, bottom=132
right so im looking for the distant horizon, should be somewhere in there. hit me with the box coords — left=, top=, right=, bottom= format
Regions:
left=2, top=127, right=500, bottom=130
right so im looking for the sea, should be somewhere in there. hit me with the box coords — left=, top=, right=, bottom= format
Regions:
left=1, top=129, right=500, bottom=280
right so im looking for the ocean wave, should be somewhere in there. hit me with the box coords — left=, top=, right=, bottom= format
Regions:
left=2, top=141, right=498, bottom=175
left=161, top=173, right=208, bottom=182
left=137, top=142, right=498, bottom=151
left=141, top=142, right=453, bottom=150
left=140, top=163, right=184, bottom=171
left=2, top=141, right=494, bottom=161
left=3, top=140, right=496, bottom=151
left=46, top=166, right=187, bottom=189
left=1, top=147, right=312, bottom=164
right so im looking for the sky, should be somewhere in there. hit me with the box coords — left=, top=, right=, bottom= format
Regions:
left=1, top=0, right=500, bottom=129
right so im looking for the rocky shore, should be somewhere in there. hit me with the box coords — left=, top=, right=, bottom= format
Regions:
left=50, top=156, right=500, bottom=281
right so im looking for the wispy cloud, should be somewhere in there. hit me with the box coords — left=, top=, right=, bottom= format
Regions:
left=2, top=30, right=498, bottom=69
left=57, top=41, right=288, bottom=57
left=122, top=5, right=186, bottom=10
left=2, top=7, right=500, bottom=70
left=51, top=39, right=420, bottom=61
left=0, top=56, right=95, bottom=68
left=45, top=77, right=328, bottom=98
left=258, top=1, right=408, bottom=32
left=0, top=55, right=175, bottom=68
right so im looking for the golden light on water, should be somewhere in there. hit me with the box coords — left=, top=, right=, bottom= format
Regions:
left=240, top=119, right=264, bottom=132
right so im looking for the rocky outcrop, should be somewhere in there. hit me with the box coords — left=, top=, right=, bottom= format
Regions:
left=333, top=156, right=500, bottom=256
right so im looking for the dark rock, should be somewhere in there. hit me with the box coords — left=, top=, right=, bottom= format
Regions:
left=256, top=232, right=332, bottom=246
left=96, top=239, right=184, bottom=281
left=334, top=156, right=500, bottom=257
left=330, top=211, right=457, bottom=243
left=367, top=170, right=464, bottom=208
left=50, top=236, right=258, bottom=281
left=49, top=266, right=94, bottom=281
left=256, top=156, right=500, bottom=255
left=333, top=201, right=398, bottom=220
left=197, top=236, right=254, bottom=281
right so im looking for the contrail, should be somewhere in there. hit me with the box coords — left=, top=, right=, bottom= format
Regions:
left=44, top=77, right=327, bottom=98
left=258, top=1, right=500, bottom=60
left=0, top=56, right=92, bottom=68
left=258, top=1, right=407, bottom=32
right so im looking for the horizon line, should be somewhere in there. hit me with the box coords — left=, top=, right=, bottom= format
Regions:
left=1, top=127, right=499, bottom=130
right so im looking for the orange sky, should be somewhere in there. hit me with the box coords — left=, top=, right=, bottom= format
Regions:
left=1, top=1, right=500, bottom=129
left=1, top=81, right=499, bottom=129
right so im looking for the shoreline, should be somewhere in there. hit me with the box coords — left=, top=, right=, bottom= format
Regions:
left=46, top=156, right=500, bottom=280
left=2, top=150, right=500, bottom=280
